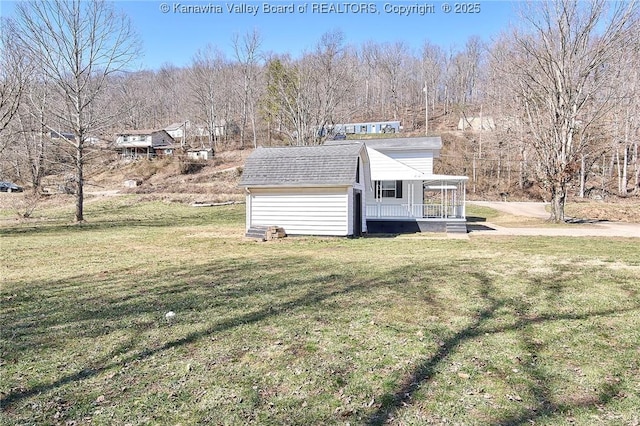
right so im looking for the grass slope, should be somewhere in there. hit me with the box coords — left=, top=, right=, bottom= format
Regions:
left=1, top=199, right=639, bottom=425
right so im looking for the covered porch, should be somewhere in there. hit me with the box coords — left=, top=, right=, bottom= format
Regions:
left=362, top=143, right=468, bottom=233
left=365, top=176, right=468, bottom=234
left=366, top=177, right=467, bottom=220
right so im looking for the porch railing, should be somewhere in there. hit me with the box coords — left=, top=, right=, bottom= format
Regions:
left=366, top=203, right=464, bottom=219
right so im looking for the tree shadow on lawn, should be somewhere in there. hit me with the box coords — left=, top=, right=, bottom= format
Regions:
left=1, top=255, right=343, bottom=353
left=0, top=216, right=211, bottom=237
left=1, top=255, right=445, bottom=411
left=3, top=255, right=637, bottom=423
left=366, top=271, right=639, bottom=425
left=0, top=203, right=242, bottom=237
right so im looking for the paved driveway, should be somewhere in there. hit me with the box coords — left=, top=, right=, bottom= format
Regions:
left=467, top=201, right=640, bottom=238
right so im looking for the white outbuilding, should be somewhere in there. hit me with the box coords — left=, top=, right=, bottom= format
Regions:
left=240, top=142, right=370, bottom=237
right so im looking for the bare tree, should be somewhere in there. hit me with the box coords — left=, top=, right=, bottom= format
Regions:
left=262, top=55, right=313, bottom=145
left=0, top=18, right=29, bottom=137
left=11, top=0, right=140, bottom=222
left=188, top=44, right=228, bottom=150
left=372, top=42, right=409, bottom=120
left=261, top=31, right=352, bottom=146
left=308, top=30, right=352, bottom=139
left=608, top=39, right=640, bottom=196
left=421, top=42, right=445, bottom=114
left=14, top=81, right=52, bottom=190
left=233, top=29, right=262, bottom=148
left=499, top=0, right=639, bottom=221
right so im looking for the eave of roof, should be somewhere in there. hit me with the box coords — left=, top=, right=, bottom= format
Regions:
left=355, top=136, right=443, bottom=151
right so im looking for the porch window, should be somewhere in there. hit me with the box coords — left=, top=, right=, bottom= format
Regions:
left=374, top=180, right=403, bottom=199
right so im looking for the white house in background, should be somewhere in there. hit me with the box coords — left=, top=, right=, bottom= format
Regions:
left=207, top=119, right=227, bottom=138
left=165, top=122, right=189, bottom=141
left=240, top=136, right=467, bottom=236
left=114, top=130, right=175, bottom=159
left=240, top=143, right=370, bottom=237
left=165, top=121, right=227, bottom=142
left=457, top=116, right=496, bottom=131
left=186, top=148, right=213, bottom=161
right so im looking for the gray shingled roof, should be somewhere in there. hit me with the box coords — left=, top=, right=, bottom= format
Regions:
left=240, top=143, right=364, bottom=187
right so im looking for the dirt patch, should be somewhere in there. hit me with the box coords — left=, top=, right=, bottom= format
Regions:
left=565, top=199, right=640, bottom=223
left=468, top=201, right=640, bottom=238
left=472, top=200, right=640, bottom=223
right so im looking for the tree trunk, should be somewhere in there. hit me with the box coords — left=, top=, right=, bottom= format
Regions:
left=579, top=154, right=586, bottom=198
left=549, top=182, right=566, bottom=222
left=75, top=142, right=84, bottom=222
left=634, top=141, right=639, bottom=194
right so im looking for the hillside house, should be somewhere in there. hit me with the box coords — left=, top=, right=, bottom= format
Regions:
left=48, top=131, right=76, bottom=140
left=165, top=121, right=227, bottom=142
left=165, top=122, right=188, bottom=142
left=457, top=116, right=496, bottom=131
left=186, top=148, right=213, bottom=161
left=240, top=136, right=468, bottom=236
left=322, top=120, right=401, bottom=137
left=115, top=130, right=175, bottom=159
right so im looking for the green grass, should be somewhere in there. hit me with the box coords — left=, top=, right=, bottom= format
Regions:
left=1, top=198, right=639, bottom=425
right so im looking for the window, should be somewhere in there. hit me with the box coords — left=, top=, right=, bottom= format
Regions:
left=374, top=180, right=403, bottom=199
left=356, top=159, right=360, bottom=183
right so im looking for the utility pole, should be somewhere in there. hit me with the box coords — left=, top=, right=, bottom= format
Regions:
left=423, top=82, right=428, bottom=136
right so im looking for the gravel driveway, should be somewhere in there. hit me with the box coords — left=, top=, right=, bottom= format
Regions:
left=467, top=201, right=640, bottom=238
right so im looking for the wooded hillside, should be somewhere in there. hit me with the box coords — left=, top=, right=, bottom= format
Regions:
left=1, top=0, right=638, bottom=216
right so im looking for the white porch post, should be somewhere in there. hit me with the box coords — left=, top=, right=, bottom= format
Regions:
left=376, top=181, right=381, bottom=218
left=408, top=182, right=413, bottom=217
left=462, top=181, right=466, bottom=218
left=444, top=181, right=448, bottom=219
left=440, top=181, right=447, bottom=219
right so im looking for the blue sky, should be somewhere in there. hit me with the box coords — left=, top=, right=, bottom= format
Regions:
left=1, top=1, right=518, bottom=70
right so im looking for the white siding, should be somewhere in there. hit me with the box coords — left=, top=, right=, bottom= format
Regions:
left=347, top=190, right=353, bottom=235
left=366, top=181, right=423, bottom=207
left=382, top=150, right=434, bottom=175
left=248, top=188, right=350, bottom=236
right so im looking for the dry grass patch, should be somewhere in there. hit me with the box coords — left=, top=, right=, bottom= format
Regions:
left=565, top=199, right=640, bottom=223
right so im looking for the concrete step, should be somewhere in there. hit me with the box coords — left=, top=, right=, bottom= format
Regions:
left=245, top=225, right=269, bottom=240
left=446, top=222, right=468, bottom=233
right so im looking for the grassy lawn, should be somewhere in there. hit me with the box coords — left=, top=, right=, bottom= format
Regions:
left=1, top=198, right=639, bottom=425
